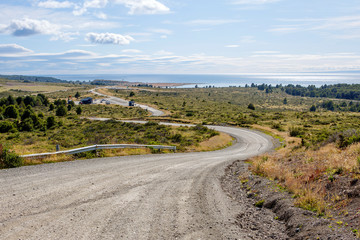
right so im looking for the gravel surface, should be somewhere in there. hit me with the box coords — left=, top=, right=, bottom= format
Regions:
left=0, top=126, right=277, bottom=240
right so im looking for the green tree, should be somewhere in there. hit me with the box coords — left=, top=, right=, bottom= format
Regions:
left=49, top=103, right=55, bottom=111
left=24, top=96, right=35, bottom=106
left=0, top=121, right=16, bottom=133
left=283, top=98, right=288, bottom=105
left=310, top=105, right=317, bottom=112
left=4, top=105, right=19, bottom=119
left=56, top=105, right=67, bottom=116
left=21, top=109, right=32, bottom=121
left=20, top=118, right=34, bottom=132
left=7, top=95, right=15, bottom=105
left=16, top=96, right=23, bottom=105
left=76, top=106, right=82, bottom=115
left=68, top=100, right=75, bottom=107
left=129, top=91, right=135, bottom=97
left=248, top=103, right=255, bottom=110
left=75, top=92, right=80, bottom=98
left=46, top=116, right=56, bottom=129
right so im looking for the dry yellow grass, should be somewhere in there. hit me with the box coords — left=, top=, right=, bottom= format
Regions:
left=23, top=148, right=153, bottom=165
left=0, top=83, right=77, bottom=93
left=187, top=132, right=233, bottom=152
left=250, top=139, right=360, bottom=215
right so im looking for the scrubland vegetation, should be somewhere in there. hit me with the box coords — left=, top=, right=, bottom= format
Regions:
left=1, top=77, right=360, bottom=234
left=0, top=79, right=226, bottom=167
left=107, top=83, right=360, bottom=234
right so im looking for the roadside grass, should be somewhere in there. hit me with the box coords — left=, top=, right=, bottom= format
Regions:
left=80, top=104, right=149, bottom=119
left=1, top=117, right=231, bottom=159
left=23, top=148, right=154, bottom=165
left=187, top=132, right=233, bottom=152
left=249, top=140, right=360, bottom=216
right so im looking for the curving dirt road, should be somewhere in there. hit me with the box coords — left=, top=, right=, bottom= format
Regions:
left=89, top=88, right=165, bottom=117
left=0, top=126, right=274, bottom=240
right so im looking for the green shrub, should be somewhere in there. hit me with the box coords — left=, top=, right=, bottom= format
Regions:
left=248, top=103, right=255, bottom=110
left=76, top=106, right=82, bottom=115
left=20, top=118, right=34, bottom=131
left=254, top=200, right=265, bottom=208
left=46, top=116, right=56, bottom=129
left=0, top=145, right=23, bottom=168
left=310, top=105, right=317, bottom=112
left=0, top=121, right=16, bottom=133
left=289, top=126, right=303, bottom=137
left=56, top=105, right=67, bottom=116
left=4, top=105, right=19, bottom=119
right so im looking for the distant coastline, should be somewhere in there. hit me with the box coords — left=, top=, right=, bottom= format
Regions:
left=2, top=73, right=360, bottom=88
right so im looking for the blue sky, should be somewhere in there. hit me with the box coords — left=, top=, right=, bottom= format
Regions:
left=1, top=0, right=360, bottom=74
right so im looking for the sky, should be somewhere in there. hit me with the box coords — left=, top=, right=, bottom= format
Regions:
left=1, top=0, right=360, bottom=75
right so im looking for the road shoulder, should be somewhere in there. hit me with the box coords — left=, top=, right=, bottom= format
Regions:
left=221, top=160, right=357, bottom=239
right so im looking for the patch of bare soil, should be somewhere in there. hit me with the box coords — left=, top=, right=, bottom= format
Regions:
left=222, top=160, right=358, bottom=240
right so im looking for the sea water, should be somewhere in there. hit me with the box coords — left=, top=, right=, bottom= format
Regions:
left=45, top=73, right=360, bottom=88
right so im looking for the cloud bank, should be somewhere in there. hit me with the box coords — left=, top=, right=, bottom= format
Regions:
left=0, top=44, right=33, bottom=55
left=37, top=0, right=75, bottom=8
left=85, top=32, right=134, bottom=45
left=114, top=0, right=170, bottom=15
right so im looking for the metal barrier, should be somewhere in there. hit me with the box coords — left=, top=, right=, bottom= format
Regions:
left=21, top=144, right=176, bottom=159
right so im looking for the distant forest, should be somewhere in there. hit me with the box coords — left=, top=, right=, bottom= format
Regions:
left=248, top=83, right=360, bottom=101
left=0, top=74, right=69, bottom=84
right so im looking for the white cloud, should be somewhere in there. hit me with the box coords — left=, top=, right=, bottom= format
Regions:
left=1, top=18, right=77, bottom=41
left=73, top=0, right=108, bottom=15
left=270, top=15, right=360, bottom=36
left=85, top=32, right=134, bottom=45
left=38, top=0, right=74, bottom=8
left=58, top=50, right=96, bottom=58
left=154, top=50, right=173, bottom=55
left=114, top=0, right=170, bottom=15
left=225, top=45, right=240, bottom=48
left=122, top=49, right=142, bottom=53
left=94, top=12, right=108, bottom=19
left=3, top=18, right=57, bottom=36
left=0, top=44, right=33, bottom=55
left=232, top=0, right=281, bottom=5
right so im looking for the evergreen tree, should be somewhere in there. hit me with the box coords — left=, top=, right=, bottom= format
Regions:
left=56, top=105, right=67, bottom=116
left=4, top=105, right=19, bottom=119
left=76, top=106, right=82, bottom=115
left=310, top=105, right=317, bottom=112
left=248, top=103, right=255, bottom=110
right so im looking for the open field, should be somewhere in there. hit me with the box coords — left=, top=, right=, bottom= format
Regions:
left=0, top=78, right=88, bottom=97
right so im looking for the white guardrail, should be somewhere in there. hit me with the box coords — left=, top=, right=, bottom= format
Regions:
left=21, top=144, right=176, bottom=158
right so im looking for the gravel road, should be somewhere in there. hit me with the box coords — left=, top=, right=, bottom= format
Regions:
left=89, top=88, right=165, bottom=117
left=0, top=126, right=274, bottom=240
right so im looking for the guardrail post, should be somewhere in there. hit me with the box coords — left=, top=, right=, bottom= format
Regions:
left=56, top=145, right=60, bottom=152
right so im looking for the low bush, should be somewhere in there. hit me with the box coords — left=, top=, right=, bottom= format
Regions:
left=0, top=144, right=23, bottom=168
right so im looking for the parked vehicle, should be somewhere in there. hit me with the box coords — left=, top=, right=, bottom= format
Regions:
left=80, top=97, right=93, bottom=104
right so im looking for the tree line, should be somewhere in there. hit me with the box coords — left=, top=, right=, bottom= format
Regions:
left=246, top=83, right=360, bottom=101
